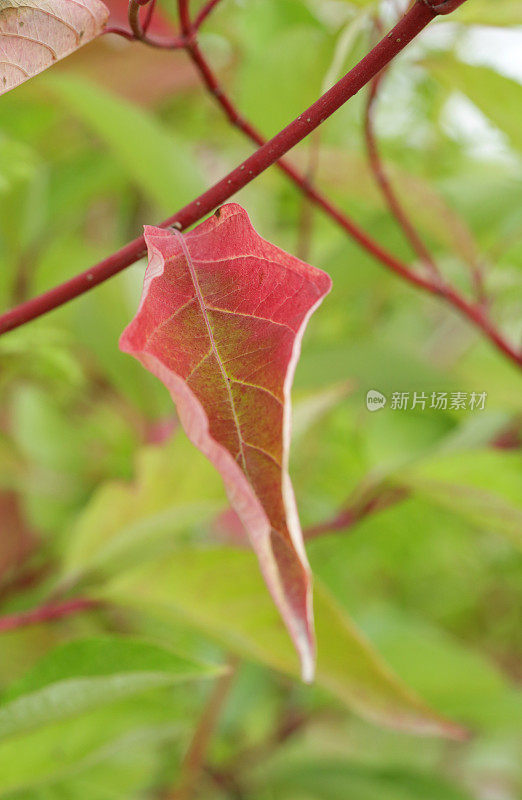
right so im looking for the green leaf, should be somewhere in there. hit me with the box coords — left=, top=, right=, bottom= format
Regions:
left=61, top=433, right=225, bottom=586
left=0, top=697, right=180, bottom=796
left=105, top=547, right=464, bottom=739
left=0, top=636, right=224, bottom=740
left=238, top=25, right=333, bottom=134
left=0, top=137, right=38, bottom=196
left=398, top=450, right=522, bottom=547
left=0, top=637, right=222, bottom=795
left=260, top=759, right=473, bottom=800
left=358, top=605, right=522, bottom=730
left=428, top=57, right=522, bottom=155
left=46, top=76, right=204, bottom=213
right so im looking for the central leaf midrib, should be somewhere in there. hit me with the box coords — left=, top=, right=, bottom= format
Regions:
left=174, top=231, right=248, bottom=473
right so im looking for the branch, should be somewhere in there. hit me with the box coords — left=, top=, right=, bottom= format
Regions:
left=105, top=0, right=185, bottom=49
left=6, top=1, right=519, bottom=365
left=0, top=1, right=440, bottom=336
left=2, top=0, right=519, bottom=367
left=177, top=1, right=520, bottom=368
left=177, top=0, right=191, bottom=37
left=166, top=655, right=240, bottom=800
left=0, top=598, right=100, bottom=634
left=0, top=564, right=52, bottom=605
left=193, top=0, right=223, bottom=31
left=142, top=0, right=157, bottom=35
left=364, top=61, right=487, bottom=303
left=305, top=486, right=408, bottom=540
left=128, top=0, right=145, bottom=40
left=364, top=72, right=441, bottom=281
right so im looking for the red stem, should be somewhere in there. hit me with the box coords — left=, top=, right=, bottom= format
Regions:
left=0, top=598, right=99, bottom=634
left=365, top=72, right=441, bottom=281
left=104, top=25, right=185, bottom=48
left=4, top=1, right=518, bottom=366
left=168, top=655, right=240, bottom=800
left=305, top=487, right=408, bottom=540
left=365, top=66, right=488, bottom=305
left=2, top=0, right=518, bottom=366
left=128, top=0, right=144, bottom=40
left=142, top=0, right=157, bottom=34
left=104, top=26, right=136, bottom=41
left=178, top=0, right=192, bottom=36
left=143, top=0, right=522, bottom=369
left=0, top=3, right=443, bottom=337
left=147, top=0, right=522, bottom=369
left=193, top=0, right=223, bottom=30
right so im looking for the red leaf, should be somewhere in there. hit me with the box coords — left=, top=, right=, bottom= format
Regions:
left=0, top=0, right=109, bottom=96
left=120, top=204, right=332, bottom=681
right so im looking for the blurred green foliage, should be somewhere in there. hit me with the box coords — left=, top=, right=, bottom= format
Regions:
left=1, top=0, right=522, bottom=798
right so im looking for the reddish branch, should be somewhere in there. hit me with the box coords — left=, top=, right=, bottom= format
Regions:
left=183, top=5, right=511, bottom=364
left=364, top=60, right=487, bottom=303
left=0, top=598, right=99, bottom=634
left=166, top=655, right=240, bottom=800
left=365, top=72, right=441, bottom=281
left=106, top=0, right=185, bottom=49
left=2, top=0, right=518, bottom=366
left=0, top=2, right=439, bottom=331
left=305, top=486, right=408, bottom=540
left=193, top=0, right=223, bottom=31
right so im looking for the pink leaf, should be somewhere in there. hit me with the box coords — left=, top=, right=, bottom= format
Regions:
left=120, top=203, right=332, bottom=681
left=0, top=0, right=109, bottom=95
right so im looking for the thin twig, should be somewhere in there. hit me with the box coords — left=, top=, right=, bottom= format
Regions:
left=103, top=26, right=136, bottom=41
left=177, top=0, right=192, bottom=37
left=6, top=4, right=515, bottom=364
left=128, top=0, right=144, bottom=40
left=166, top=655, right=240, bottom=800
left=364, top=72, right=441, bottom=282
left=0, top=598, right=100, bottom=633
left=0, top=564, right=52, bottom=605
left=142, top=0, right=157, bottom=34
left=364, top=67, right=488, bottom=304
left=194, top=0, right=224, bottom=31
left=305, top=486, right=408, bottom=540
left=105, top=1, right=185, bottom=50
left=175, top=4, right=520, bottom=368
left=0, top=2, right=444, bottom=335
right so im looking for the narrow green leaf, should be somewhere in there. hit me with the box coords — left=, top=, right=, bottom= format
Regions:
left=0, top=637, right=222, bottom=794
left=46, top=76, right=203, bottom=213
left=260, top=759, right=473, bottom=800
left=398, top=450, right=522, bottom=548
left=61, top=433, right=225, bottom=586
left=0, top=636, right=224, bottom=740
left=0, top=698, right=181, bottom=796
left=358, top=604, right=522, bottom=729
